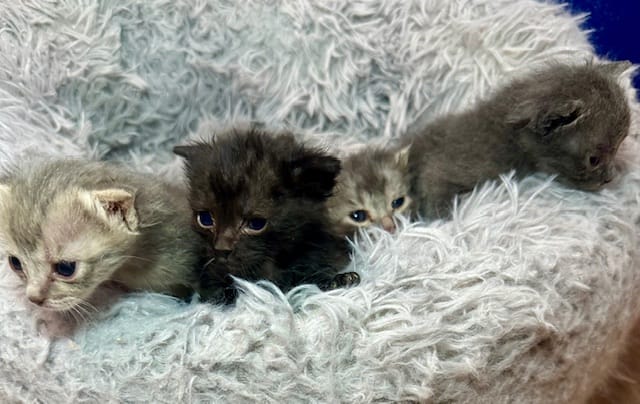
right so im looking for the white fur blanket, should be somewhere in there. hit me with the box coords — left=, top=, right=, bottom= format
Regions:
left=1, top=0, right=639, bottom=402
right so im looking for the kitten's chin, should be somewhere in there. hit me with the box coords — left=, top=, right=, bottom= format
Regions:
left=566, top=177, right=609, bottom=192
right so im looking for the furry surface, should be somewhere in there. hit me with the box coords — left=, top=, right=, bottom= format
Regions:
left=0, top=0, right=639, bottom=402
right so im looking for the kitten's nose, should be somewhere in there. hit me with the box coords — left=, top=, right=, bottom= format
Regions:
left=604, top=165, right=616, bottom=184
left=28, top=295, right=45, bottom=306
left=215, top=249, right=232, bottom=260
left=381, top=216, right=396, bottom=233
left=26, top=283, right=48, bottom=306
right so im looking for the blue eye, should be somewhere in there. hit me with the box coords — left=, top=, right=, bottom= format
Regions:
left=8, top=256, right=22, bottom=272
left=246, top=218, right=267, bottom=232
left=53, top=261, right=76, bottom=278
left=196, top=211, right=215, bottom=228
left=391, top=197, right=405, bottom=209
left=350, top=210, right=368, bottom=223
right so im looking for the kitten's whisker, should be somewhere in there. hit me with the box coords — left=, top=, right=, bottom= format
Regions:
left=119, top=255, right=156, bottom=264
left=75, top=301, right=96, bottom=324
left=68, top=305, right=84, bottom=324
left=203, top=256, right=216, bottom=269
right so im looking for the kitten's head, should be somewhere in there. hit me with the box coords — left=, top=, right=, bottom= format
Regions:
left=506, top=61, right=631, bottom=191
left=174, top=128, right=342, bottom=289
left=0, top=183, right=140, bottom=311
left=326, top=145, right=412, bottom=236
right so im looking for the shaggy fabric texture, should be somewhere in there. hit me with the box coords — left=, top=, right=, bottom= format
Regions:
left=1, top=0, right=639, bottom=402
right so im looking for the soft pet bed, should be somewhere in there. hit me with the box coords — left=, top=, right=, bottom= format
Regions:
left=1, top=0, right=639, bottom=402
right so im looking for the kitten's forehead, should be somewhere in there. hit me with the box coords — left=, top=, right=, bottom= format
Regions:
left=0, top=188, right=43, bottom=253
left=182, top=133, right=286, bottom=221
left=41, top=193, right=104, bottom=259
left=568, top=88, right=629, bottom=153
left=341, top=148, right=409, bottom=194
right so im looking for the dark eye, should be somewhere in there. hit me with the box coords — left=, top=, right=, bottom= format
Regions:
left=53, top=261, right=76, bottom=278
left=8, top=256, right=22, bottom=272
left=589, top=155, right=601, bottom=167
left=196, top=211, right=215, bottom=228
left=349, top=210, right=368, bottom=223
left=246, top=217, right=267, bottom=232
left=391, top=197, right=405, bottom=209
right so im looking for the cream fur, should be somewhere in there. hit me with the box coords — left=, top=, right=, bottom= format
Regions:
left=0, top=0, right=639, bottom=403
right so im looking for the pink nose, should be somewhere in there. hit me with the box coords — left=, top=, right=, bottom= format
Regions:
left=381, top=216, right=396, bottom=233
left=28, top=295, right=45, bottom=306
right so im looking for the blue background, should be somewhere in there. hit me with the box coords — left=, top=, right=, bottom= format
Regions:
left=567, top=0, right=640, bottom=90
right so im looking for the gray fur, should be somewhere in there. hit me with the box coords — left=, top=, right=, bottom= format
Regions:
left=327, top=145, right=412, bottom=236
left=0, top=159, right=205, bottom=312
left=405, top=62, right=632, bottom=218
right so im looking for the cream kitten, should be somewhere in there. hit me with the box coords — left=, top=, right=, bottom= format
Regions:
left=0, top=159, right=205, bottom=312
left=326, top=145, right=412, bottom=236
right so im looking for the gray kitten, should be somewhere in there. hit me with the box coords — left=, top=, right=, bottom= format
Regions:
left=326, top=145, right=412, bottom=236
left=405, top=62, right=632, bottom=218
left=0, top=159, right=205, bottom=312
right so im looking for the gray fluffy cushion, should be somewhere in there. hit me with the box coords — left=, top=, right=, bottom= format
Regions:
left=1, top=0, right=639, bottom=402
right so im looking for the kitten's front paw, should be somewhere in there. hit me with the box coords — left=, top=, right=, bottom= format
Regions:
left=328, top=271, right=360, bottom=290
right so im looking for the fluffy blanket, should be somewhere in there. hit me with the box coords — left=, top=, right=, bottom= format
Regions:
left=1, top=0, right=639, bottom=402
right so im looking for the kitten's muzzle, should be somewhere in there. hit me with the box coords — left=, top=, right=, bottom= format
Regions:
left=214, top=228, right=239, bottom=251
left=213, top=249, right=233, bottom=260
left=381, top=216, right=396, bottom=233
left=28, top=295, right=45, bottom=306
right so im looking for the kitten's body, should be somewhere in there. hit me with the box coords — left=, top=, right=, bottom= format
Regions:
left=0, top=160, right=205, bottom=312
left=175, top=128, right=353, bottom=304
left=405, top=62, right=631, bottom=218
left=327, top=145, right=412, bottom=236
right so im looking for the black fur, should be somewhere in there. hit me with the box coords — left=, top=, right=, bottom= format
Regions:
left=175, top=127, right=352, bottom=304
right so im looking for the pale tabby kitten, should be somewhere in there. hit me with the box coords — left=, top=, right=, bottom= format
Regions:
left=0, top=159, right=205, bottom=312
left=326, top=145, right=412, bottom=236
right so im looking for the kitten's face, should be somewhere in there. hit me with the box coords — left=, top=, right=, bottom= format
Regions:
left=327, top=146, right=412, bottom=236
left=0, top=185, right=138, bottom=311
left=509, top=63, right=631, bottom=191
left=174, top=129, right=341, bottom=290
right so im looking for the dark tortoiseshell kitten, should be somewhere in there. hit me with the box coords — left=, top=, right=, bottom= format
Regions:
left=174, top=127, right=358, bottom=304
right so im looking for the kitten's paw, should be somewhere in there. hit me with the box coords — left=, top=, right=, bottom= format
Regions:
left=328, top=271, right=360, bottom=290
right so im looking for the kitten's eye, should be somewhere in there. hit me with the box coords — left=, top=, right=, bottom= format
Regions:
left=589, top=155, right=601, bottom=168
left=391, top=197, right=405, bottom=210
left=53, top=261, right=76, bottom=278
left=350, top=210, right=368, bottom=223
left=196, top=211, right=215, bottom=229
left=8, top=256, right=22, bottom=272
left=246, top=217, right=267, bottom=232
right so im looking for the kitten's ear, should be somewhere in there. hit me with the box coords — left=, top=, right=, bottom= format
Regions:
left=288, top=150, right=341, bottom=200
left=597, top=60, right=632, bottom=78
left=173, top=145, right=199, bottom=160
left=79, top=188, right=139, bottom=233
left=509, top=99, right=584, bottom=140
left=394, top=145, right=411, bottom=168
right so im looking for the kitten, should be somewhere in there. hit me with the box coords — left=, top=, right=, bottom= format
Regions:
left=326, top=145, right=412, bottom=236
left=0, top=159, right=206, bottom=312
left=405, top=61, right=632, bottom=218
left=174, top=127, right=357, bottom=304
